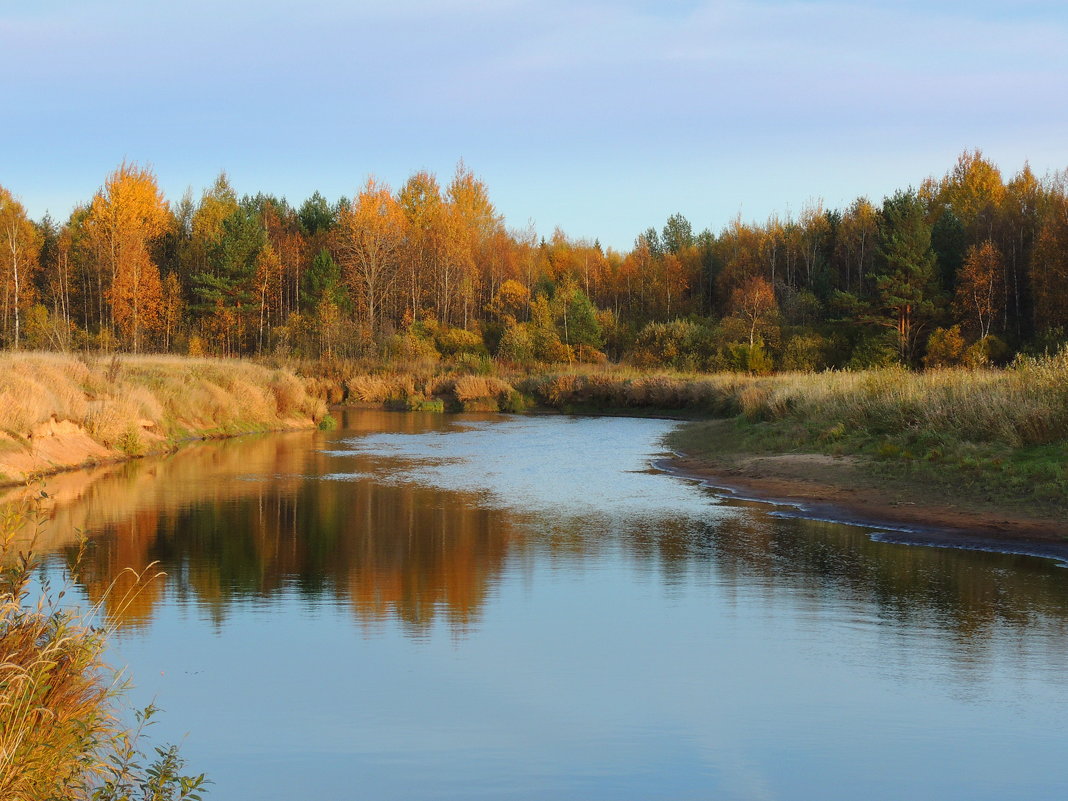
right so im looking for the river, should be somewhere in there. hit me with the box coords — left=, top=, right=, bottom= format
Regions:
left=25, top=410, right=1068, bottom=800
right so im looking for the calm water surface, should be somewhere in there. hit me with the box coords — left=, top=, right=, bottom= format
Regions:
left=27, top=410, right=1068, bottom=800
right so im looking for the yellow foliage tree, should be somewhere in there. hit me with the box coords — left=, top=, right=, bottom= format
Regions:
left=86, top=163, right=169, bottom=351
left=0, top=186, right=42, bottom=349
left=487, top=279, right=531, bottom=325
left=255, top=243, right=283, bottom=352
left=160, top=272, right=183, bottom=352
left=337, top=178, right=407, bottom=333
left=399, top=171, right=445, bottom=320
left=939, top=149, right=1005, bottom=235
left=447, top=162, right=503, bottom=328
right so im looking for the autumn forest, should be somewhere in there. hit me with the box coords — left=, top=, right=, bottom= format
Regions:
left=1, top=149, right=1067, bottom=372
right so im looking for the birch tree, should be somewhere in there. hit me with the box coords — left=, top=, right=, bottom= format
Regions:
left=0, top=187, right=42, bottom=349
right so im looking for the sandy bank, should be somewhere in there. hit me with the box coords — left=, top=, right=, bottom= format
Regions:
left=660, top=423, right=1068, bottom=555
left=0, top=353, right=327, bottom=487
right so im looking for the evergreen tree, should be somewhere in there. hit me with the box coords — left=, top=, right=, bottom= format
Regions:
left=874, top=190, right=940, bottom=363
left=298, top=192, right=335, bottom=236
left=931, top=208, right=965, bottom=296
left=301, top=248, right=348, bottom=312
left=191, top=201, right=266, bottom=353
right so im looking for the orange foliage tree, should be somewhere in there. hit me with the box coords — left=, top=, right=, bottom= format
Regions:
left=955, top=240, right=1005, bottom=339
left=9, top=148, right=1068, bottom=367
left=730, top=276, right=778, bottom=348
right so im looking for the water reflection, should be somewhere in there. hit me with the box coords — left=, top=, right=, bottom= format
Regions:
left=10, top=410, right=1063, bottom=660
left=51, top=447, right=520, bottom=635
left=12, top=410, right=1068, bottom=801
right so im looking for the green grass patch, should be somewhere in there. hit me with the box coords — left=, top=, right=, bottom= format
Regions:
left=668, top=415, right=1068, bottom=520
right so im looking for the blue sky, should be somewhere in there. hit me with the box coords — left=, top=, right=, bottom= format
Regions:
left=3, top=0, right=1066, bottom=250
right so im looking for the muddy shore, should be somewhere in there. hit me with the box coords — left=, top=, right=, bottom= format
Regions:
left=659, top=446, right=1068, bottom=562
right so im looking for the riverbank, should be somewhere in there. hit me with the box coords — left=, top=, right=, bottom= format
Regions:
left=4, top=351, right=1066, bottom=543
left=0, top=353, right=327, bottom=486
left=314, top=355, right=1068, bottom=539
left=664, top=418, right=1068, bottom=544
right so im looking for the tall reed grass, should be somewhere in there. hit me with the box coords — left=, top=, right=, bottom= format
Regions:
left=720, top=353, right=1068, bottom=448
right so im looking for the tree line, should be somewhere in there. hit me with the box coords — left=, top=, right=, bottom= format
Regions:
left=1, top=150, right=1066, bottom=371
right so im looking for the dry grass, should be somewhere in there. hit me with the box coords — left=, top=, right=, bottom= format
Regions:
left=0, top=559, right=117, bottom=800
left=345, top=373, right=419, bottom=404
left=0, top=501, right=205, bottom=800
left=723, top=355, right=1068, bottom=448
left=452, top=375, right=512, bottom=403
left=332, top=348, right=1068, bottom=454
left=667, top=356, right=1068, bottom=514
left=513, top=370, right=750, bottom=415
left=0, top=352, right=326, bottom=449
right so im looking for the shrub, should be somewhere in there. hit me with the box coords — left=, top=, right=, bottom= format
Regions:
left=434, top=327, right=486, bottom=357
left=847, top=332, right=899, bottom=369
left=629, top=319, right=710, bottom=371
left=964, top=334, right=1009, bottom=368
left=500, top=390, right=533, bottom=413
left=727, top=342, right=774, bottom=374
left=383, top=331, right=439, bottom=364
left=924, top=325, right=966, bottom=367
left=452, top=352, right=494, bottom=374
left=539, top=340, right=573, bottom=364
left=574, top=344, right=608, bottom=364
left=495, top=323, right=535, bottom=365
left=781, top=334, right=829, bottom=372
left=117, top=425, right=145, bottom=457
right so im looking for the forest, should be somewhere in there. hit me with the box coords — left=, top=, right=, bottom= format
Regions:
left=1, top=149, right=1066, bottom=373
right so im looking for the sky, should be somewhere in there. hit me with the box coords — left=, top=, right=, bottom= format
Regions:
left=3, top=0, right=1067, bottom=250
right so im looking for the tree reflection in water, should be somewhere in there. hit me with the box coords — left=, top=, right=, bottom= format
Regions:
left=5, top=410, right=1061, bottom=676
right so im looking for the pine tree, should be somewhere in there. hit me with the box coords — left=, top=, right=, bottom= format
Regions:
left=874, top=190, right=940, bottom=363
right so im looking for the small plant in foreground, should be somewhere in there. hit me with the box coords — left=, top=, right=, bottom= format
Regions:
left=0, top=492, right=209, bottom=800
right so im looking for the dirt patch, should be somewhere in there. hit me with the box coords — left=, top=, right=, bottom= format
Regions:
left=0, top=419, right=121, bottom=484
left=734, top=452, right=864, bottom=474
